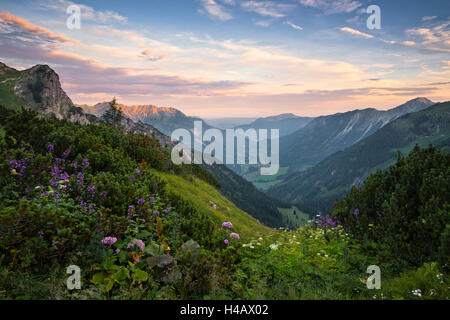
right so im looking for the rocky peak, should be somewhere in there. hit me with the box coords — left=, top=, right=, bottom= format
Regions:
left=11, top=63, right=90, bottom=124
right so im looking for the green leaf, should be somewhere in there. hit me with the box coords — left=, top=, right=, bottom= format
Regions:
left=91, top=272, right=106, bottom=285
left=132, top=269, right=148, bottom=282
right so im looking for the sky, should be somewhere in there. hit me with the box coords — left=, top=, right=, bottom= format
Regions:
left=0, top=0, right=449, bottom=117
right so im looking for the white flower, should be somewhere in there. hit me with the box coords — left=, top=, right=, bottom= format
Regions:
left=269, top=244, right=278, bottom=250
left=412, top=289, right=422, bottom=297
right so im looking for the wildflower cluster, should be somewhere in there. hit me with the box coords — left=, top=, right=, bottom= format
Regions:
left=221, top=221, right=240, bottom=245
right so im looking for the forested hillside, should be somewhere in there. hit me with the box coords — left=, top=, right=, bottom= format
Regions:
left=270, top=102, right=450, bottom=214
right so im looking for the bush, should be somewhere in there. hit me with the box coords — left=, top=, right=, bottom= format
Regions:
left=332, top=145, right=450, bottom=271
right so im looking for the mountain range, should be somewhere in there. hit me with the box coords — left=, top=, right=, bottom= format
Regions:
left=236, top=113, right=314, bottom=137
left=278, top=97, right=435, bottom=172
left=269, top=101, right=450, bottom=214
left=79, top=101, right=214, bottom=137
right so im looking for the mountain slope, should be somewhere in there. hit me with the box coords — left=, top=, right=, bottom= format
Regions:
left=237, top=113, right=313, bottom=137
left=0, top=62, right=91, bottom=124
left=269, top=101, right=450, bottom=214
left=202, top=163, right=287, bottom=228
left=80, top=102, right=214, bottom=136
left=279, top=98, right=435, bottom=172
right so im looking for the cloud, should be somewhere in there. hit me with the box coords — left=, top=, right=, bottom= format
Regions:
left=299, top=0, right=362, bottom=14
left=240, top=1, right=295, bottom=18
left=339, top=27, right=373, bottom=39
left=285, top=21, right=303, bottom=31
left=254, top=20, right=274, bottom=27
left=0, top=11, right=79, bottom=44
left=39, top=0, right=127, bottom=24
left=422, top=16, right=437, bottom=22
left=140, top=49, right=153, bottom=57
left=199, top=0, right=233, bottom=21
left=139, top=48, right=167, bottom=61
left=405, top=22, right=450, bottom=52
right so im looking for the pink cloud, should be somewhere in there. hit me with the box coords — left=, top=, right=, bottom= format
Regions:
left=0, top=11, right=79, bottom=44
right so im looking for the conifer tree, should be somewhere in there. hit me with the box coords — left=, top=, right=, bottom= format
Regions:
left=103, top=97, right=123, bottom=129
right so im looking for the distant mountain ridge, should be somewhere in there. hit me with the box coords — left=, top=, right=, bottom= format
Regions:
left=79, top=102, right=214, bottom=137
left=237, top=113, right=314, bottom=137
left=269, top=101, right=450, bottom=214
left=279, top=97, right=435, bottom=172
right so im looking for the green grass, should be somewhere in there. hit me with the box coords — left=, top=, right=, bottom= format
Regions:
left=0, top=82, right=26, bottom=110
left=278, top=206, right=310, bottom=228
left=152, top=170, right=272, bottom=238
left=243, top=166, right=288, bottom=191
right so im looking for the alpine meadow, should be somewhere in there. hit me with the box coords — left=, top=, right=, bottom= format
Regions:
left=0, top=0, right=449, bottom=306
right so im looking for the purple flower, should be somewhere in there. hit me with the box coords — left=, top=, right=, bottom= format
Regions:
left=38, top=231, right=44, bottom=237
left=77, top=172, right=84, bottom=186
left=101, top=237, right=117, bottom=245
left=316, top=213, right=338, bottom=228
left=224, top=239, right=229, bottom=245
left=100, top=191, right=108, bottom=200
left=137, top=198, right=145, bottom=206
left=81, top=158, right=88, bottom=170
left=354, top=209, right=360, bottom=217
left=49, top=177, right=58, bottom=186
left=136, top=169, right=141, bottom=175
left=149, top=196, right=155, bottom=205
left=60, top=172, right=70, bottom=181
left=164, top=208, right=170, bottom=214
left=62, top=148, right=71, bottom=159
left=127, top=239, right=145, bottom=252
left=130, top=175, right=135, bottom=183
left=222, top=222, right=233, bottom=229
left=87, top=184, right=96, bottom=194
left=127, top=205, right=135, bottom=218
left=47, top=144, right=54, bottom=154
left=230, top=233, right=240, bottom=240
left=115, top=249, right=121, bottom=254
left=153, top=210, right=159, bottom=215
left=9, top=159, right=28, bottom=176
left=72, top=161, right=78, bottom=169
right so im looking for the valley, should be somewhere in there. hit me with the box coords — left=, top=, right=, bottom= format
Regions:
left=0, top=61, right=448, bottom=301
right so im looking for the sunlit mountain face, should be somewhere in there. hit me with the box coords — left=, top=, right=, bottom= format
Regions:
left=0, top=0, right=448, bottom=119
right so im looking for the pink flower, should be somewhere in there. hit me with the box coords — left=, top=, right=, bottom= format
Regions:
left=222, top=222, right=233, bottom=228
left=101, top=237, right=117, bottom=245
left=230, top=233, right=240, bottom=240
left=224, top=239, right=229, bottom=245
left=127, top=239, right=145, bottom=252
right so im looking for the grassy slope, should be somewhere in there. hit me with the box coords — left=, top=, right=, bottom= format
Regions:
left=152, top=170, right=272, bottom=238
left=278, top=206, right=310, bottom=228
left=244, top=166, right=288, bottom=191
left=0, top=68, right=26, bottom=110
